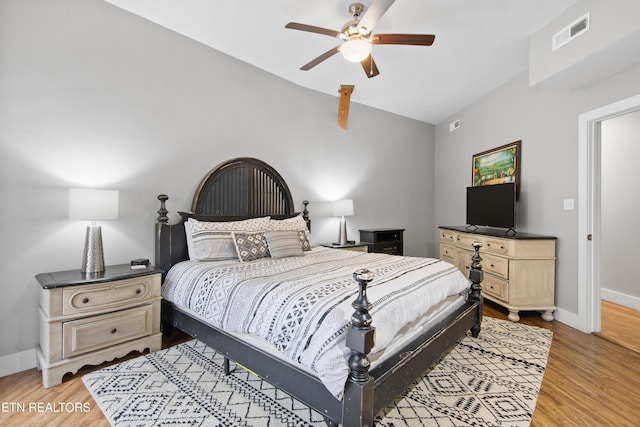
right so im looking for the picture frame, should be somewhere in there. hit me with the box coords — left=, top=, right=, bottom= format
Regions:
left=472, top=140, right=521, bottom=190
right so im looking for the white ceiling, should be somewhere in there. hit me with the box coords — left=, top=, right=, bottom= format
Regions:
left=104, top=0, right=578, bottom=124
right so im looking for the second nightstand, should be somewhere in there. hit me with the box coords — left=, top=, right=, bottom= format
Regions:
left=35, top=264, right=163, bottom=388
left=359, top=228, right=405, bottom=255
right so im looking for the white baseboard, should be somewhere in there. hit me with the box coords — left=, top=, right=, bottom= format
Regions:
left=601, top=288, right=640, bottom=311
left=553, top=307, right=585, bottom=332
left=0, top=348, right=37, bottom=379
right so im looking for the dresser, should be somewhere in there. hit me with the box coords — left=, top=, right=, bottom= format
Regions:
left=439, top=226, right=557, bottom=322
left=359, top=228, right=404, bottom=255
left=35, top=264, right=163, bottom=387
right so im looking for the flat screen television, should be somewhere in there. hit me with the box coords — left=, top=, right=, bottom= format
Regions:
left=466, top=182, right=516, bottom=230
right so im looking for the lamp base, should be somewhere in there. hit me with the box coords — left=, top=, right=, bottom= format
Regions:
left=82, top=226, right=105, bottom=274
left=338, top=217, right=348, bottom=246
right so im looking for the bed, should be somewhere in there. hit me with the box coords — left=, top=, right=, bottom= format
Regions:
left=155, top=157, right=484, bottom=426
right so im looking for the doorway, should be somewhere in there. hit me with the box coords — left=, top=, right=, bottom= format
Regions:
left=598, top=110, right=640, bottom=351
left=578, top=94, right=640, bottom=333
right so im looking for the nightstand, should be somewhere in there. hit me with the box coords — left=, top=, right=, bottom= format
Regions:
left=35, top=264, right=163, bottom=388
left=359, top=228, right=405, bottom=255
left=321, top=242, right=369, bottom=252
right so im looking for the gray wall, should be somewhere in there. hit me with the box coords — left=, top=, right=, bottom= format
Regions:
left=0, top=0, right=434, bottom=363
left=601, top=110, right=640, bottom=305
left=434, top=64, right=640, bottom=319
left=529, top=0, right=640, bottom=88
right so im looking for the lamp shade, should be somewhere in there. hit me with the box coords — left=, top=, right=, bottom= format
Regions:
left=340, top=39, right=372, bottom=62
left=69, top=188, right=119, bottom=220
left=332, top=199, right=354, bottom=217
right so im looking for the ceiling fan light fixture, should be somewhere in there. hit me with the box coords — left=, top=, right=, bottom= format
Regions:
left=340, top=39, right=371, bottom=62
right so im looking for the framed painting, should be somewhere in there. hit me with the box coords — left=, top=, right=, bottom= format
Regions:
left=472, top=140, right=521, bottom=189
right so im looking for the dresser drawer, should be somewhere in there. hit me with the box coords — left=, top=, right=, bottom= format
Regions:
left=440, top=231, right=456, bottom=244
left=440, top=243, right=456, bottom=264
left=482, top=275, right=509, bottom=302
left=483, top=254, right=509, bottom=279
left=62, top=305, right=153, bottom=358
left=456, top=233, right=484, bottom=251
left=484, top=238, right=512, bottom=256
left=63, top=276, right=154, bottom=316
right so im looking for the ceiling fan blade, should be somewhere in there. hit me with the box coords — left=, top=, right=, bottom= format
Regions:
left=300, top=46, right=340, bottom=70
left=371, top=33, right=435, bottom=46
left=360, top=54, right=380, bottom=78
left=357, top=0, right=395, bottom=34
left=285, top=22, right=341, bottom=38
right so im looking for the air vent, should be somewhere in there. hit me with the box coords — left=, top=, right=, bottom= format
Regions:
left=449, top=119, right=461, bottom=132
left=552, top=12, right=590, bottom=51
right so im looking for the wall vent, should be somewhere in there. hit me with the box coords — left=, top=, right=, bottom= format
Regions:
left=449, top=119, right=461, bottom=132
left=552, top=12, right=590, bottom=51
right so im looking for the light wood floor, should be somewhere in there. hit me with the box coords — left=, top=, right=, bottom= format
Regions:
left=1, top=303, right=639, bottom=426
left=597, top=300, right=640, bottom=354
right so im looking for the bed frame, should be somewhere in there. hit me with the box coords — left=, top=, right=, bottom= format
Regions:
left=156, top=157, right=483, bottom=426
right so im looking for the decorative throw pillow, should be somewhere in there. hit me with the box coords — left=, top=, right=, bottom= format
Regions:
left=185, top=217, right=270, bottom=261
left=264, top=230, right=305, bottom=259
left=232, top=231, right=270, bottom=262
left=298, top=230, right=311, bottom=251
left=268, top=214, right=314, bottom=250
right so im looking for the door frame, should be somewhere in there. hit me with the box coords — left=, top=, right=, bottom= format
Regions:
left=578, top=94, right=640, bottom=332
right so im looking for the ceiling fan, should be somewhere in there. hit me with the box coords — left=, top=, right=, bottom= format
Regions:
left=285, top=0, right=435, bottom=78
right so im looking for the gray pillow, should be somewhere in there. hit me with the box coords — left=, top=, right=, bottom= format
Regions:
left=264, top=230, right=305, bottom=259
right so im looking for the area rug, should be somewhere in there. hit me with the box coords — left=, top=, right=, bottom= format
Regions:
left=83, top=317, right=552, bottom=426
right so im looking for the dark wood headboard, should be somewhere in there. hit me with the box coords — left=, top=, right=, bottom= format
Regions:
left=155, top=157, right=309, bottom=276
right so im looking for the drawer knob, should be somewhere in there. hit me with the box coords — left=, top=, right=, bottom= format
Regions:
left=136, top=289, right=142, bottom=295
left=82, top=297, right=89, bottom=304
left=111, top=328, right=117, bottom=334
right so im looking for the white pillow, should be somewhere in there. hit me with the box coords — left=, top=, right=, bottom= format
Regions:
left=185, top=217, right=270, bottom=261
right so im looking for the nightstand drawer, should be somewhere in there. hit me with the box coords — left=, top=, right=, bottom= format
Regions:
left=62, top=305, right=153, bottom=358
left=368, top=242, right=403, bottom=255
left=63, top=276, right=154, bottom=315
left=345, top=245, right=368, bottom=252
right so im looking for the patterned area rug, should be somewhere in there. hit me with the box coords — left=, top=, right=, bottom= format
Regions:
left=83, top=317, right=552, bottom=426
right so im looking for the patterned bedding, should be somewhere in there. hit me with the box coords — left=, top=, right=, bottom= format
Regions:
left=162, top=246, right=470, bottom=398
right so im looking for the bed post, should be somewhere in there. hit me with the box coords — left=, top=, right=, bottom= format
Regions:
left=469, top=242, right=484, bottom=338
left=343, top=269, right=376, bottom=427
left=155, top=194, right=170, bottom=275
left=302, top=200, right=310, bottom=231
left=155, top=194, right=190, bottom=280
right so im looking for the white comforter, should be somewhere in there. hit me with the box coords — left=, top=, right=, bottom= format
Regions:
left=162, top=246, right=469, bottom=398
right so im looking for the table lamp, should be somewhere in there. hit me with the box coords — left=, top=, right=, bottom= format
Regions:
left=333, top=199, right=354, bottom=246
left=69, top=188, right=119, bottom=274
